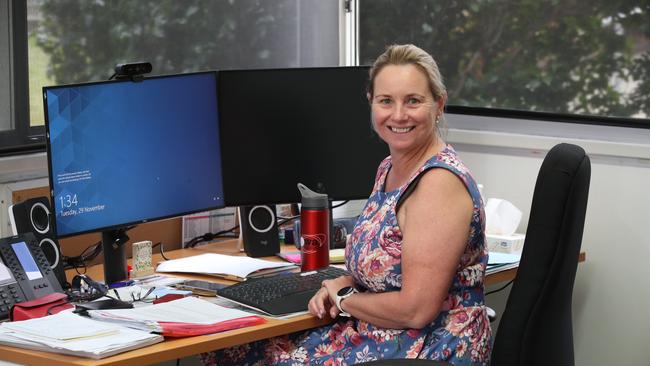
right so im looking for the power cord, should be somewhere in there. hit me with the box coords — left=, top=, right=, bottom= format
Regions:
left=152, top=241, right=170, bottom=261
left=331, top=200, right=349, bottom=209
left=63, top=240, right=103, bottom=275
left=277, top=214, right=300, bottom=226
left=185, top=225, right=240, bottom=248
left=63, top=225, right=138, bottom=273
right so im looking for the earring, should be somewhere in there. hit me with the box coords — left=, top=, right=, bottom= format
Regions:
left=435, top=115, right=440, bottom=125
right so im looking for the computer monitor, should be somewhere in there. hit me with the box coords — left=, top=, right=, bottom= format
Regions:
left=218, top=66, right=388, bottom=206
left=44, top=71, right=224, bottom=284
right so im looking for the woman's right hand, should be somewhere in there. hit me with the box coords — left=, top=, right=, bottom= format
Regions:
left=308, top=275, right=354, bottom=319
left=308, top=287, right=331, bottom=319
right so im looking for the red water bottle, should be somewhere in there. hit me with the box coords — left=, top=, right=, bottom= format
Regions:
left=298, top=183, right=330, bottom=271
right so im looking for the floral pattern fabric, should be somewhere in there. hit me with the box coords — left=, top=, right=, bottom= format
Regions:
left=201, top=145, right=491, bottom=366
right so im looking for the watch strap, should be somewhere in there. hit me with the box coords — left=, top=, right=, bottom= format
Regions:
left=335, top=287, right=357, bottom=317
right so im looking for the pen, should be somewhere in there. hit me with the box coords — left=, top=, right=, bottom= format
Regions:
left=142, top=286, right=156, bottom=300
left=108, top=280, right=135, bottom=289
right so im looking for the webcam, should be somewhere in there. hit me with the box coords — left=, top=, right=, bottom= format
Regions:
left=111, top=62, right=152, bottom=81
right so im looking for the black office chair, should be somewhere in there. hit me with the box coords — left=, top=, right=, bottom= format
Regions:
left=490, top=142, right=590, bottom=366
left=357, top=143, right=591, bottom=366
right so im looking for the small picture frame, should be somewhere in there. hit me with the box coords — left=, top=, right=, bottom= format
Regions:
left=132, top=240, right=154, bottom=278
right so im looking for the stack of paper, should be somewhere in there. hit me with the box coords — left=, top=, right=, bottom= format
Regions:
left=0, top=311, right=163, bottom=359
left=486, top=252, right=522, bottom=274
left=155, top=253, right=296, bottom=281
left=86, top=296, right=266, bottom=337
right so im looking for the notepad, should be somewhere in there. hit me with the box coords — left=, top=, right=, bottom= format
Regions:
left=155, top=253, right=297, bottom=281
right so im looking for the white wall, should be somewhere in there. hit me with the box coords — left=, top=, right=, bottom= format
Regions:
left=448, top=115, right=650, bottom=365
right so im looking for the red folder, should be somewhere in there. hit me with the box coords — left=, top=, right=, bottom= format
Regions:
left=158, top=316, right=266, bottom=337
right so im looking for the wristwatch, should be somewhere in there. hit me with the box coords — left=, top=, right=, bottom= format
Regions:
left=335, top=286, right=358, bottom=317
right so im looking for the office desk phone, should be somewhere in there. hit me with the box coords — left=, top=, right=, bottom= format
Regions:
left=0, top=233, right=63, bottom=320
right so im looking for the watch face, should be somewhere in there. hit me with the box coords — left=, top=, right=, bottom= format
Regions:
left=337, top=286, right=354, bottom=297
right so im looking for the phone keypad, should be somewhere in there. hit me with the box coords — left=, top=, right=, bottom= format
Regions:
left=0, top=284, right=26, bottom=320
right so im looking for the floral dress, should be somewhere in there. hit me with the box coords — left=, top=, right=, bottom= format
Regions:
left=200, top=145, right=492, bottom=366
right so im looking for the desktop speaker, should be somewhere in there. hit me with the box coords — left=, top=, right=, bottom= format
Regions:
left=239, top=205, right=280, bottom=258
left=8, top=197, right=68, bottom=287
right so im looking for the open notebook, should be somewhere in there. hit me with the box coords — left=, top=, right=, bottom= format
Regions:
left=155, top=253, right=297, bottom=281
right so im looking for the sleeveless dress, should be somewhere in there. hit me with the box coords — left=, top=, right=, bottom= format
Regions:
left=200, top=145, right=492, bottom=366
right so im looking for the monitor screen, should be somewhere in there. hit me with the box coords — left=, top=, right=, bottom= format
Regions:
left=44, top=71, right=224, bottom=238
left=218, top=66, right=388, bottom=206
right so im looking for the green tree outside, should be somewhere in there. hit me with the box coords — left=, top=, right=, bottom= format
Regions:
left=360, top=0, right=650, bottom=120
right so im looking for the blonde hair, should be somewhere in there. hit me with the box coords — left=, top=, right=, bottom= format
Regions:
left=368, top=44, right=448, bottom=137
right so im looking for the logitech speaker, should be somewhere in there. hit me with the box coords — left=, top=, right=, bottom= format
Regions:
left=8, top=197, right=68, bottom=287
left=239, top=205, right=280, bottom=258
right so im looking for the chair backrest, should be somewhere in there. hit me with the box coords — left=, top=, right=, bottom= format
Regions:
left=491, top=143, right=591, bottom=366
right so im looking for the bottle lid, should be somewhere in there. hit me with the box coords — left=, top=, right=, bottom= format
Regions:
left=297, top=183, right=329, bottom=209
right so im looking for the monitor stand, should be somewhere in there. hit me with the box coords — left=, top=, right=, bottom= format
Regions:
left=101, top=228, right=130, bottom=285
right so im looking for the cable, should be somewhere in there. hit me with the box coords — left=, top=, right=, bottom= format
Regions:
left=185, top=225, right=240, bottom=248
left=152, top=241, right=170, bottom=261
left=185, top=212, right=300, bottom=249
left=485, top=279, right=514, bottom=296
left=277, top=214, right=300, bottom=226
left=331, top=200, right=349, bottom=209
left=63, top=240, right=103, bottom=275
left=64, top=225, right=138, bottom=272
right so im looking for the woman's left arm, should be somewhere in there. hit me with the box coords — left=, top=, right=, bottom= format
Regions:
left=322, top=168, right=474, bottom=329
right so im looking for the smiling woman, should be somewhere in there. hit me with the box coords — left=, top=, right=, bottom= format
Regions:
left=200, top=44, right=492, bottom=366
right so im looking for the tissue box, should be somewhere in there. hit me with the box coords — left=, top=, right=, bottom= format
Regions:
left=486, top=233, right=525, bottom=254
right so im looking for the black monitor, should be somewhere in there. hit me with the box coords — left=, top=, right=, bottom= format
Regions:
left=218, top=66, right=388, bottom=206
left=44, top=71, right=225, bottom=284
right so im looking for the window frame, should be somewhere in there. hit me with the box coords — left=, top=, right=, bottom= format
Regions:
left=446, top=105, right=650, bottom=130
left=0, top=0, right=45, bottom=156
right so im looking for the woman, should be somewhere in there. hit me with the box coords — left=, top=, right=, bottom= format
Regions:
left=201, top=44, right=491, bottom=365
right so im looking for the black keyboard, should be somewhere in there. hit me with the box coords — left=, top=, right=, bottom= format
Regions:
left=217, top=266, right=349, bottom=315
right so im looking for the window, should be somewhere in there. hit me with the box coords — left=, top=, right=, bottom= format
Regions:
left=0, top=0, right=37, bottom=155
left=0, top=1, right=11, bottom=133
left=359, top=0, right=650, bottom=128
left=1, top=0, right=340, bottom=154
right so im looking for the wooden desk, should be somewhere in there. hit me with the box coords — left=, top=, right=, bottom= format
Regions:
left=0, top=240, right=585, bottom=366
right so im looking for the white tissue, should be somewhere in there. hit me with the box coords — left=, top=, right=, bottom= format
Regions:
left=485, top=198, right=522, bottom=236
